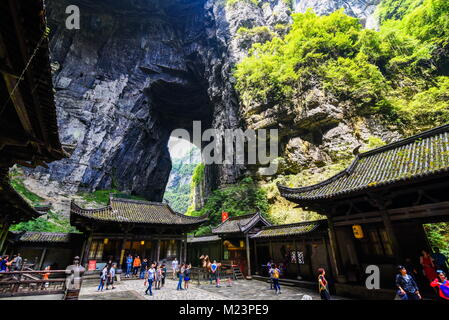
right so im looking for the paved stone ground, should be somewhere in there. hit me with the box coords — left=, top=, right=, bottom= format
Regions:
left=79, top=277, right=345, bottom=300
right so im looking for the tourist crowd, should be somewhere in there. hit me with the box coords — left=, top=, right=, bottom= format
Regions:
left=95, top=246, right=448, bottom=300
left=0, top=253, right=22, bottom=272
left=395, top=247, right=449, bottom=300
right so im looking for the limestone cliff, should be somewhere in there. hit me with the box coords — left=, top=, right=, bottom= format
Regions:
left=23, top=0, right=396, bottom=214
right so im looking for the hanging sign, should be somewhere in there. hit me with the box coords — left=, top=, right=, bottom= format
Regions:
left=222, top=211, right=229, bottom=222
left=88, top=260, right=97, bottom=271
left=352, top=224, right=364, bottom=239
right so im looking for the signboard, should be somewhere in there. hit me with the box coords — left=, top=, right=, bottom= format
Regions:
left=222, top=211, right=229, bottom=222
left=88, top=260, right=97, bottom=271
left=352, top=224, right=364, bottom=239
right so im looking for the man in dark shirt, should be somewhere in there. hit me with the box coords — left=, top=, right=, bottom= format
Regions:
left=396, top=265, right=421, bottom=300
left=431, top=247, right=448, bottom=274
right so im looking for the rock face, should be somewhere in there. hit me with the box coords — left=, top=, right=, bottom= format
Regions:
left=293, top=0, right=381, bottom=28
left=27, top=0, right=392, bottom=204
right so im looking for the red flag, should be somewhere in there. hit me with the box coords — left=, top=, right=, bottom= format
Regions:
left=222, top=211, right=229, bottom=222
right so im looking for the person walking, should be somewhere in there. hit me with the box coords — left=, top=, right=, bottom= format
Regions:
left=420, top=250, right=438, bottom=282
left=177, top=264, right=185, bottom=290
left=97, top=266, right=108, bottom=291
left=140, top=258, right=148, bottom=279
left=270, top=264, right=281, bottom=295
left=396, top=265, right=422, bottom=300
left=210, top=260, right=220, bottom=287
left=268, top=264, right=274, bottom=290
left=42, top=265, right=51, bottom=289
left=155, top=265, right=162, bottom=290
left=172, top=258, right=179, bottom=280
left=0, top=257, right=5, bottom=273
left=125, top=254, right=133, bottom=278
left=133, top=256, right=141, bottom=278
left=2, top=256, right=10, bottom=272
left=145, top=263, right=155, bottom=296
left=13, top=254, right=22, bottom=271
left=317, top=268, right=331, bottom=300
left=430, top=270, right=449, bottom=300
left=161, top=264, right=167, bottom=288
left=106, top=263, right=116, bottom=290
left=184, top=264, right=191, bottom=290
left=431, top=248, right=448, bottom=275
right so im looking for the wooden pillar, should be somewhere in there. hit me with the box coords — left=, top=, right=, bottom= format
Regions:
left=245, top=234, right=252, bottom=279
left=183, top=235, right=187, bottom=263
left=119, top=235, right=128, bottom=268
left=327, top=218, right=346, bottom=283
left=381, top=210, right=401, bottom=263
left=219, top=236, right=223, bottom=261
left=156, top=239, right=161, bottom=263
left=253, top=239, right=259, bottom=275
left=269, top=240, right=273, bottom=261
left=178, top=240, right=183, bottom=263
left=38, top=248, right=47, bottom=270
left=81, top=233, right=93, bottom=268
left=323, top=236, right=333, bottom=278
left=0, top=224, right=9, bottom=255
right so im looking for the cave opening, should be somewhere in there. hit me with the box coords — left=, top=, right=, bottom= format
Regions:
left=38, top=0, right=221, bottom=203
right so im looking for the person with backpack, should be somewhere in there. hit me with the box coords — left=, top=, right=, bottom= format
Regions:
left=140, top=258, right=148, bottom=279
left=270, top=264, right=281, bottom=295
left=210, top=260, right=219, bottom=287
left=176, top=264, right=185, bottom=290
left=97, top=266, right=108, bottom=291
left=106, top=263, right=116, bottom=290
left=317, top=268, right=331, bottom=300
left=395, top=265, right=421, bottom=300
left=184, top=264, right=191, bottom=290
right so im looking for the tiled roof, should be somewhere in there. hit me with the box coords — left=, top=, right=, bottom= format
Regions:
left=251, top=220, right=327, bottom=239
left=212, top=212, right=271, bottom=234
left=187, top=235, right=220, bottom=243
left=0, top=168, right=41, bottom=224
left=15, top=232, right=73, bottom=243
left=70, top=196, right=208, bottom=225
left=278, top=124, right=449, bottom=201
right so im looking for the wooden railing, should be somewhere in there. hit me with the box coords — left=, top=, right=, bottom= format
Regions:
left=0, top=270, right=67, bottom=298
left=190, top=264, right=237, bottom=286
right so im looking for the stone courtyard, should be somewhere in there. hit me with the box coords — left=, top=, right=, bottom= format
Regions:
left=79, top=277, right=344, bottom=300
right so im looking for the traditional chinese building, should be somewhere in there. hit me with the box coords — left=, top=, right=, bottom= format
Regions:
left=6, top=231, right=83, bottom=269
left=0, top=0, right=72, bottom=252
left=70, top=196, right=208, bottom=269
left=251, top=220, right=330, bottom=281
left=211, top=213, right=271, bottom=278
left=278, top=124, right=449, bottom=299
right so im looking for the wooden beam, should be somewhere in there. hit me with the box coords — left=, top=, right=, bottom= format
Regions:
left=245, top=234, right=252, bottom=279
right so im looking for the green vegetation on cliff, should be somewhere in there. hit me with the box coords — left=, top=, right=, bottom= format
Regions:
left=10, top=211, right=79, bottom=233
left=8, top=168, right=79, bottom=233
left=189, top=177, right=269, bottom=236
left=235, top=0, right=449, bottom=133
left=376, top=0, right=424, bottom=23
left=424, top=222, right=449, bottom=256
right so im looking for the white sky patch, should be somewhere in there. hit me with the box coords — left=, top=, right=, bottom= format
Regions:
left=167, top=136, right=194, bottom=159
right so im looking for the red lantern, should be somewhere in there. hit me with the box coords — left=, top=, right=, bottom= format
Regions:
left=222, top=211, right=229, bottom=222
